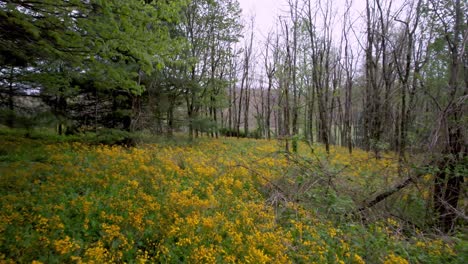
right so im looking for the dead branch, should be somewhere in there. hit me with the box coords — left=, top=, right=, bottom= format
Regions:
left=233, top=163, right=287, bottom=195
left=356, top=172, right=425, bottom=213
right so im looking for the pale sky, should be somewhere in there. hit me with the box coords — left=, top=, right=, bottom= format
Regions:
left=237, top=0, right=407, bottom=38
left=237, top=0, right=286, bottom=38
left=237, top=0, right=363, bottom=44
left=236, top=0, right=408, bottom=82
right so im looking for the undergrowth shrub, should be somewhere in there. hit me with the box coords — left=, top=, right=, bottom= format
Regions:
left=94, top=129, right=137, bottom=146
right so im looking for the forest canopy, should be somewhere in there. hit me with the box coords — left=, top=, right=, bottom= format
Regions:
left=0, top=0, right=242, bottom=133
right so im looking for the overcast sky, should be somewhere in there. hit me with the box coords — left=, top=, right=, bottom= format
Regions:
left=235, top=0, right=371, bottom=80
left=236, top=0, right=410, bottom=36
left=237, top=0, right=287, bottom=38
left=236, top=0, right=376, bottom=39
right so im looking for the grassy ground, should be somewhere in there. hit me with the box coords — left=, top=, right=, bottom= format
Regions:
left=0, top=129, right=466, bottom=263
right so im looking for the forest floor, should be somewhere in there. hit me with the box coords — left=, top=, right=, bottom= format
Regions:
left=0, top=128, right=466, bottom=263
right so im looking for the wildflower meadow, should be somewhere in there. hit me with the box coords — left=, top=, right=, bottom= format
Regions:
left=0, top=132, right=466, bottom=263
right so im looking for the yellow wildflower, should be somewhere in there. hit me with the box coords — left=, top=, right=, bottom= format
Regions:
left=383, top=253, right=409, bottom=264
left=353, top=254, right=365, bottom=264
left=54, top=236, right=80, bottom=255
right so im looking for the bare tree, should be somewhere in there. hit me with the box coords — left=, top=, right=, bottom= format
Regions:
left=281, top=18, right=292, bottom=152
left=364, top=0, right=382, bottom=154
left=288, top=0, right=301, bottom=137
left=305, top=0, right=334, bottom=153
left=392, top=0, right=423, bottom=166
left=428, top=0, right=467, bottom=233
left=341, top=0, right=356, bottom=153
left=263, top=31, right=280, bottom=140
left=236, top=18, right=255, bottom=138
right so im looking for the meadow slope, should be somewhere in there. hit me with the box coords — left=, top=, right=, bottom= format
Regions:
left=0, top=134, right=465, bottom=263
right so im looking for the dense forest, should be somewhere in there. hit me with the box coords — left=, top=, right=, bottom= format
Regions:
left=0, top=0, right=466, bottom=262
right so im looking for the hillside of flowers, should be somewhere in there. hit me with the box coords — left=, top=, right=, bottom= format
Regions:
left=0, top=132, right=465, bottom=263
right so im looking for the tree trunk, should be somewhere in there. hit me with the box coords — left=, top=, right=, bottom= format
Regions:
left=432, top=0, right=466, bottom=233
left=267, top=77, right=272, bottom=139
left=7, top=65, right=15, bottom=127
left=244, top=85, right=250, bottom=136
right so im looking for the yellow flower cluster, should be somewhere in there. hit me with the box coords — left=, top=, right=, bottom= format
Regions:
left=415, top=239, right=456, bottom=256
left=54, top=236, right=80, bottom=255
left=383, top=253, right=409, bottom=264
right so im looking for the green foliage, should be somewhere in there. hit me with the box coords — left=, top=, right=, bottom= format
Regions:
left=178, top=0, right=242, bottom=133
left=370, top=139, right=391, bottom=153
left=292, top=134, right=300, bottom=153
left=191, top=117, right=218, bottom=133
left=219, top=127, right=246, bottom=138
left=1, top=0, right=187, bottom=93
left=1, top=0, right=244, bottom=135
left=0, top=0, right=192, bottom=133
left=0, top=110, right=60, bottom=132
left=94, top=129, right=136, bottom=146
left=248, top=128, right=263, bottom=139
left=0, top=136, right=48, bottom=163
